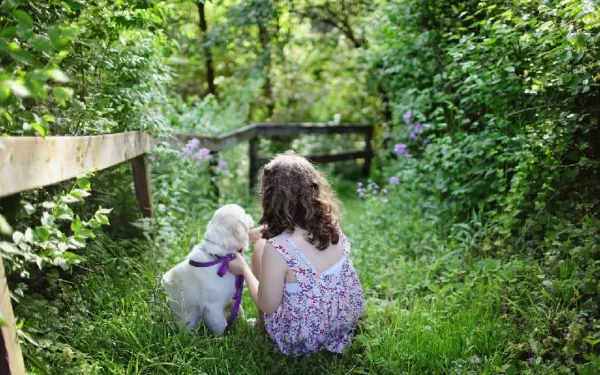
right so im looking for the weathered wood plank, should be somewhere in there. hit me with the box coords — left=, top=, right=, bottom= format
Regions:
left=254, top=123, right=372, bottom=137
left=0, top=258, right=26, bottom=375
left=131, top=155, right=153, bottom=217
left=249, top=136, right=259, bottom=191
left=175, top=123, right=372, bottom=153
left=256, top=150, right=371, bottom=167
left=0, top=132, right=153, bottom=198
left=177, top=125, right=258, bottom=152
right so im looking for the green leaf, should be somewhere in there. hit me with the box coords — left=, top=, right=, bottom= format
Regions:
left=0, top=241, right=24, bottom=255
left=23, top=202, right=35, bottom=215
left=31, top=122, right=47, bottom=137
left=12, top=231, right=24, bottom=244
left=10, top=50, right=42, bottom=67
left=0, top=214, right=13, bottom=235
left=63, top=0, right=87, bottom=10
left=567, top=33, right=586, bottom=50
left=12, top=10, right=33, bottom=28
left=47, top=69, right=69, bottom=83
left=13, top=10, right=33, bottom=40
left=71, top=189, right=90, bottom=198
left=504, top=66, right=515, bottom=73
left=24, top=228, right=33, bottom=243
left=52, top=87, right=73, bottom=106
left=1, top=0, right=21, bottom=12
left=30, top=35, right=54, bottom=53
left=71, top=216, right=82, bottom=232
left=583, top=337, right=600, bottom=346
left=34, top=227, right=49, bottom=241
left=0, top=37, right=8, bottom=53
left=76, top=177, right=91, bottom=190
left=96, top=215, right=109, bottom=226
left=1, top=26, right=17, bottom=38
left=9, top=79, right=30, bottom=98
left=0, top=82, right=10, bottom=101
left=48, top=25, right=61, bottom=41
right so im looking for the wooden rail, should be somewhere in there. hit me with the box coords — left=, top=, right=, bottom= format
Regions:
left=0, top=132, right=155, bottom=374
left=0, top=132, right=154, bottom=216
left=176, top=122, right=374, bottom=190
left=0, top=122, right=373, bottom=373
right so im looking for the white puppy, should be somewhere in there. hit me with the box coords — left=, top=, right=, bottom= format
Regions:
left=162, top=204, right=253, bottom=334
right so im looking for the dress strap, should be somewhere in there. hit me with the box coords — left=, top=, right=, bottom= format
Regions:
left=280, top=234, right=317, bottom=273
left=266, top=237, right=309, bottom=275
left=339, top=229, right=351, bottom=256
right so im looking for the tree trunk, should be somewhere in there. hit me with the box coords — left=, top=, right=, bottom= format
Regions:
left=198, top=2, right=216, bottom=96
left=259, top=23, right=274, bottom=118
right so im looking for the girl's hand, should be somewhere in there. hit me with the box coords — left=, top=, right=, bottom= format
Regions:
left=228, top=253, right=249, bottom=275
left=248, top=227, right=263, bottom=242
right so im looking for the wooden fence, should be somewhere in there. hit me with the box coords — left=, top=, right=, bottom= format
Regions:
left=178, top=122, right=374, bottom=189
left=0, top=122, right=373, bottom=374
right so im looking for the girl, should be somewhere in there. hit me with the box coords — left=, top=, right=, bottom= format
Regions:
left=228, top=154, right=365, bottom=356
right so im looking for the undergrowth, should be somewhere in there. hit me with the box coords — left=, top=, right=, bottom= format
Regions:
left=16, top=172, right=595, bottom=374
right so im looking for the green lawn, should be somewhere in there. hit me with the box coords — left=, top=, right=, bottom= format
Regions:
left=20, top=185, right=544, bottom=374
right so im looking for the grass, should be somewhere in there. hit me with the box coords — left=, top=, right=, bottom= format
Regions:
left=19, top=178, right=548, bottom=375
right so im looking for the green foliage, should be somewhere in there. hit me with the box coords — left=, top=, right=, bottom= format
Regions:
left=0, top=0, right=177, bottom=136
left=3, top=0, right=600, bottom=373
left=363, top=2, right=600, bottom=370
left=0, top=173, right=110, bottom=276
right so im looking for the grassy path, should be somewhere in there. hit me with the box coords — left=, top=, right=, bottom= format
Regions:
left=21, top=187, right=521, bottom=374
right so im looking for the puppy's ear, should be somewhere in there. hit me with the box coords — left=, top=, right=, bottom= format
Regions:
left=229, top=218, right=249, bottom=250
left=245, top=214, right=254, bottom=229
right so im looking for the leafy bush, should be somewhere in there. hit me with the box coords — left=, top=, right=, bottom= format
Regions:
left=366, top=0, right=600, bottom=370
left=0, top=0, right=177, bottom=136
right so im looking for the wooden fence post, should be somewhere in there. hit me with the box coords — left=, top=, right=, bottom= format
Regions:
left=362, top=127, right=374, bottom=178
left=208, top=156, right=220, bottom=200
left=248, top=136, right=259, bottom=192
left=131, top=155, right=153, bottom=218
left=0, top=258, right=26, bottom=375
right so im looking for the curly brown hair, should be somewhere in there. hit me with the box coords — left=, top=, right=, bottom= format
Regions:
left=258, top=154, right=341, bottom=250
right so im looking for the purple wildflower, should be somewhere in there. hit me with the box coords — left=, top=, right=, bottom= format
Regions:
left=382, top=189, right=387, bottom=194
left=148, top=155, right=156, bottom=162
left=409, top=132, right=417, bottom=141
left=373, top=190, right=378, bottom=195
left=381, top=197, right=388, bottom=203
left=423, top=139, right=430, bottom=145
left=35, top=131, right=40, bottom=137
left=389, top=176, right=400, bottom=185
left=395, top=143, right=407, bottom=156
left=357, top=187, right=366, bottom=198
left=414, top=123, right=423, bottom=133
left=195, top=148, right=210, bottom=160
left=394, top=143, right=412, bottom=158
left=528, top=356, right=535, bottom=365
left=402, top=111, right=412, bottom=125
left=181, top=138, right=201, bottom=156
left=217, top=160, right=228, bottom=169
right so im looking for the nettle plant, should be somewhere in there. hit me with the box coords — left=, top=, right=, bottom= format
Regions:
left=0, top=173, right=110, bottom=277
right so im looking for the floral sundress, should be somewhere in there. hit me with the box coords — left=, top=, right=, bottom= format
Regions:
left=263, top=230, right=365, bottom=356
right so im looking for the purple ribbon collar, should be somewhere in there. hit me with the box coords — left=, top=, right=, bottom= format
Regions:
left=189, top=253, right=243, bottom=331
